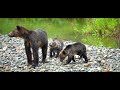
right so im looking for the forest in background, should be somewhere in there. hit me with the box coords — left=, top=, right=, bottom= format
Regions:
left=0, top=18, right=120, bottom=48
left=0, top=18, right=120, bottom=36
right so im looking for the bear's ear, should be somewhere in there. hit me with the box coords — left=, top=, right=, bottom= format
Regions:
left=16, top=26, right=22, bottom=31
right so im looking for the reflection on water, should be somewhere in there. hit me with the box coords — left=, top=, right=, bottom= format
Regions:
left=62, top=34, right=119, bottom=49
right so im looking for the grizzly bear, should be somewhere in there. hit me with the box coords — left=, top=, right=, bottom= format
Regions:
left=8, top=26, right=48, bottom=67
left=59, top=42, right=88, bottom=65
left=49, top=38, right=64, bottom=58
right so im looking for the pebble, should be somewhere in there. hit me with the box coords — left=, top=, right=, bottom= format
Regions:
left=0, top=44, right=2, bottom=49
left=0, top=61, right=3, bottom=68
left=2, top=46, right=7, bottom=51
left=40, top=69, right=46, bottom=72
left=84, top=62, right=92, bottom=67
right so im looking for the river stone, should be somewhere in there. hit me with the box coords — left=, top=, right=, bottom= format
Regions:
left=4, top=66, right=11, bottom=72
left=2, top=46, right=7, bottom=51
left=0, top=61, right=3, bottom=68
left=1, top=35, right=120, bottom=72
left=83, top=62, right=92, bottom=67
left=102, top=69, right=113, bottom=72
left=0, top=43, right=2, bottom=49
left=88, top=67, right=102, bottom=72
left=40, top=69, right=46, bottom=72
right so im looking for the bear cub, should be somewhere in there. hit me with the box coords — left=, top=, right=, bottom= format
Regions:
left=49, top=38, right=64, bottom=58
left=8, top=26, right=48, bottom=67
left=59, top=42, right=88, bottom=65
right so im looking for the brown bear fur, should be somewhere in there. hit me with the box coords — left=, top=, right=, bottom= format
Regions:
left=59, top=42, right=88, bottom=64
left=49, top=38, right=64, bottom=58
left=8, top=26, right=48, bottom=67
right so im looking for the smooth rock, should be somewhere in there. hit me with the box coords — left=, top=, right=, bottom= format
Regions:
left=0, top=61, right=3, bottom=68
left=84, top=62, right=92, bottom=67
left=40, top=69, right=46, bottom=72
left=2, top=46, right=7, bottom=51
left=0, top=44, right=2, bottom=49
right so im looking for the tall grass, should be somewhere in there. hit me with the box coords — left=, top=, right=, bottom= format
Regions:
left=1, top=18, right=120, bottom=36
left=0, top=18, right=72, bottom=39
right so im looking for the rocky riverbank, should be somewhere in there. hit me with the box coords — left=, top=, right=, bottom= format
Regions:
left=0, top=34, right=120, bottom=72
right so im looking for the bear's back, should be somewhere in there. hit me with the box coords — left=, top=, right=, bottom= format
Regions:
left=73, top=42, right=86, bottom=52
left=36, top=29, right=48, bottom=41
left=30, top=29, right=48, bottom=47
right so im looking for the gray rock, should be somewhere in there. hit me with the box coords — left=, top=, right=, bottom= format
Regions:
left=2, top=46, right=7, bottom=51
left=1, top=35, right=120, bottom=72
left=0, top=43, right=2, bottom=49
left=0, top=61, right=3, bottom=68
left=88, top=67, right=102, bottom=72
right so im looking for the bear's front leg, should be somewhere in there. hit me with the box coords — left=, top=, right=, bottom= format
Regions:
left=72, top=56, right=76, bottom=62
left=55, top=49, right=60, bottom=58
left=24, top=41, right=32, bottom=66
left=50, top=48, right=54, bottom=58
left=41, top=44, right=48, bottom=63
left=65, top=55, right=72, bottom=65
left=32, top=43, right=39, bottom=67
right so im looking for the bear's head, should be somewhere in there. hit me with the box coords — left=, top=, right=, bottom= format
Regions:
left=49, top=40, right=57, bottom=48
left=8, top=26, right=32, bottom=38
left=59, top=45, right=72, bottom=62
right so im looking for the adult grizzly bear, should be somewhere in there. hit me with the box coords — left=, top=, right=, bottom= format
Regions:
left=59, top=42, right=88, bottom=64
left=8, top=26, right=48, bottom=67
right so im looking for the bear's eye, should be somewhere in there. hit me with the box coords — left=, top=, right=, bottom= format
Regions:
left=62, top=51, right=66, bottom=55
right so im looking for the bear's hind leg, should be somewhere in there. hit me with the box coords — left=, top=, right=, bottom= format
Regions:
left=42, top=44, right=48, bottom=63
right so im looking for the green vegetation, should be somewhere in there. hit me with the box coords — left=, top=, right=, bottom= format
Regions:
left=0, top=18, right=74, bottom=39
left=0, top=18, right=120, bottom=48
left=72, top=18, right=120, bottom=36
